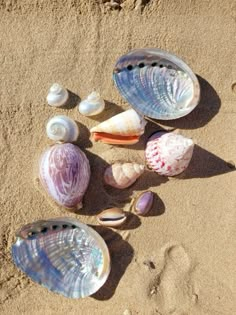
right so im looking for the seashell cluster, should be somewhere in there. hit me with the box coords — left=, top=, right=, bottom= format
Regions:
left=97, top=208, right=127, bottom=227
left=90, top=109, right=147, bottom=145
left=11, top=217, right=110, bottom=298
left=133, top=191, right=154, bottom=216
left=104, top=162, right=145, bottom=189
left=78, top=91, right=105, bottom=116
left=39, top=143, right=90, bottom=209
left=46, top=115, right=79, bottom=143
left=47, top=83, right=69, bottom=107
left=145, top=132, right=194, bottom=176
left=113, top=48, right=200, bottom=120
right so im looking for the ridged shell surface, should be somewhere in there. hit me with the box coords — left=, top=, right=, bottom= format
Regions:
left=104, top=162, right=145, bottom=189
left=145, top=132, right=194, bottom=176
left=11, top=217, right=110, bottom=298
left=46, top=115, right=79, bottom=142
left=113, top=48, right=200, bottom=120
left=39, top=143, right=90, bottom=209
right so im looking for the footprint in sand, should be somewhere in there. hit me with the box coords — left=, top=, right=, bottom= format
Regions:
left=150, top=245, right=196, bottom=315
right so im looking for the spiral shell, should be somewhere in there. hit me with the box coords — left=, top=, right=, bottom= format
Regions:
left=11, top=217, right=110, bottom=298
left=104, top=162, right=145, bottom=189
left=145, top=132, right=194, bottom=176
left=39, top=143, right=90, bottom=209
left=78, top=91, right=105, bottom=116
left=90, top=109, right=147, bottom=145
left=47, top=83, right=69, bottom=107
left=46, top=115, right=79, bottom=143
left=97, top=208, right=127, bottom=227
left=113, top=48, right=200, bottom=120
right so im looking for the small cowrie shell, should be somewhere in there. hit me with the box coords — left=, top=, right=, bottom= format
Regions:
left=133, top=191, right=154, bottom=216
left=97, top=208, right=127, bottom=227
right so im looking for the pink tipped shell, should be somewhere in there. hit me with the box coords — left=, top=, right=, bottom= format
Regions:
left=145, top=132, right=194, bottom=176
left=134, top=191, right=154, bottom=216
left=104, top=162, right=145, bottom=189
left=39, top=143, right=90, bottom=209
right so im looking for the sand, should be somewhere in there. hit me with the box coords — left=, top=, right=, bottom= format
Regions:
left=0, top=1, right=235, bottom=314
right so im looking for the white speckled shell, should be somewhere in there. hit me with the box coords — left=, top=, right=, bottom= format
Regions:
left=90, top=109, right=147, bottom=136
left=104, top=162, right=145, bottom=189
left=145, top=132, right=194, bottom=176
left=78, top=92, right=105, bottom=116
left=39, top=143, right=90, bottom=209
left=46, top=115, right=79, bottom=143
left=47, top=83, right=69, bottom=107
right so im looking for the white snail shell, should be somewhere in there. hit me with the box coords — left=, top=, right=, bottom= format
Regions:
left=78, top=91, right=105, bottom=116
left=46, top=115, right=79, bottom=143
left=47, top=83, right=69, bottom=107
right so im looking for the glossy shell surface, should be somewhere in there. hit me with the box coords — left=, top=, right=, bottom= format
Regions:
left=97, top=208, right=127, bottom=227
left=39, top=143, right=90, bottom=209
left=78, top=91, right=105, bottom=116
left=47, top=83, right=69, bottom=107
left=46, top=115, right=79, bottom=143
left=145, top=132, right=194, bottom=176
left=11, top=217, right=110, bottom=298
left=134, top=191, right=154, bottom=215
left=113, top=48, right=200, bottom=120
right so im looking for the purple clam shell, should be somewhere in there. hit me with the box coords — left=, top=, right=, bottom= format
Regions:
left=39, top=143, right=90, bottom=209
left=134, top=191, right=154, bottom=215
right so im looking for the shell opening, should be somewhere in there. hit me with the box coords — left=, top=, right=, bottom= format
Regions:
left=92, top=132, right=140, bottom=145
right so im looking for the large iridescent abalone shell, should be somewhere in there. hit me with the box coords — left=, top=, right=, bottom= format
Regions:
left=39, top=143, right=90, bottom=209
left=113, top=48, right=200, bottom=120
left=11, top=217, right=110, bottom=298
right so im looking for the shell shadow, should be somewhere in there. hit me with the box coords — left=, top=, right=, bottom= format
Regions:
left=60, top=90, right=80, bottom=110
left=148, top=75, right=221, bottom=130
left=90, top=225, right=134, bottom=301
left=145, top=193, right=165, bottom=217
left=88, top=100, right=123, bottom=122
left=74, top=121, right=93, bottom=149
left=78, top=150, right=167, bottom=216
left=120, top=212, right=141, bottom=230
left=177, top=145, right=235, bottom=179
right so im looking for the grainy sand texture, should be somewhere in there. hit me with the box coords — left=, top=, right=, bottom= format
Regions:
left=0, top=1, right=236, bottom=314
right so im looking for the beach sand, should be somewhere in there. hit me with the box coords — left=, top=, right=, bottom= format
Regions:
left=0, top=1, right=235, bottom=314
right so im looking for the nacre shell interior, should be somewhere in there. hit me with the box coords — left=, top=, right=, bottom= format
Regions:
left=113, top=48, right=200, bottom=120
left=12, top=218, right=110, bottom=298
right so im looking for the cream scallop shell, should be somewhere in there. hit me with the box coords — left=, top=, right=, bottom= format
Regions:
left=47, top=83, right=69, bottom=107
left=78, top=92, right=105, bottom=116
left=46, top=115, right=79, bottom=143
left=104, top=162, right=145, bottom=189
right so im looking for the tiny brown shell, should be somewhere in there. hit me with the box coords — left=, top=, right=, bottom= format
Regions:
left=97, top=208, right=127, bottom=227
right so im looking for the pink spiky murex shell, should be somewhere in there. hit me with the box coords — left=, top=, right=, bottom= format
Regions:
left=145, top=132, right=194, bottom=176
left=39, top=143, right=90, bottom=209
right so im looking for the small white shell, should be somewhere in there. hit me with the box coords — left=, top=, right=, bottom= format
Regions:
left=46, top=115, right=79, bottom=143
left=78, top=91, right=105, bottom=116
left=47, top=83, right=69, bottom=107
